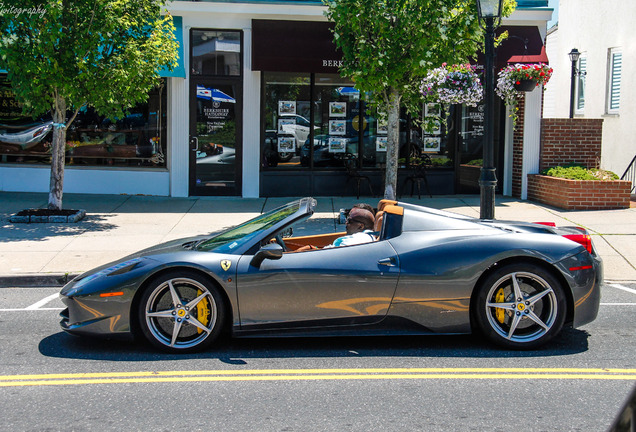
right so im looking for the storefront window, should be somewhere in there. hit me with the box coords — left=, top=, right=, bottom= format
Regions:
left=260, top=72, right=455, bottom=173
left=418, top=103, right=454, bottom=170
left=359, top=91, right=390, bottom=169
left=0, top=75, right=168, bottom=168
left=191, top=30, right=241, bottom=76
left=312, top=74, right=359, bottom=168
left=261, top=72, right=310, bottom=169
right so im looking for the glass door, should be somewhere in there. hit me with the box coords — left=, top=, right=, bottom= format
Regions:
left=189, top=79, right=241, bottom=195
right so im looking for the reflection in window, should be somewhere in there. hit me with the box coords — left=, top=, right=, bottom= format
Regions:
left=0, top=76, right=167, bottom=168
left=191, top=30, right=241, bottom=76
left=261, top=72, right=310, bottom=169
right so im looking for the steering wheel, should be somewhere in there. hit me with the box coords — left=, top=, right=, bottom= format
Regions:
left=274, top=234, right=287, bottom=252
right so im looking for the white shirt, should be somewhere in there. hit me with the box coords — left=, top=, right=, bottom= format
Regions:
left=324, top=230, right=376, bottom=248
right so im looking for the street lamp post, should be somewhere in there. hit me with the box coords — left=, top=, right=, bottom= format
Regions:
left=568, top=48, right=581, bottom=118
left=476, top=0, right=503, bottom=220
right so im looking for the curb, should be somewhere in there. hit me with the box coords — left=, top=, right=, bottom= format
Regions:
left=0, top=274, right=78, bottom=288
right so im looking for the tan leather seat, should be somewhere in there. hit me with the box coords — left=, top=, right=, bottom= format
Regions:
left=373, top=210, right=385, bottom=232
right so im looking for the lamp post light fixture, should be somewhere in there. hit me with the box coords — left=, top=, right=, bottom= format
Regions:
left=476, top=0, right=503, bottom=220
left=568, top=48, right=581, bottom=118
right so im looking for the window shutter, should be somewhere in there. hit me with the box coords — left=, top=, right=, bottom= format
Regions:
left=576, top=57, right=587, bottom=111
left=609, top=51, right=622, bottom=112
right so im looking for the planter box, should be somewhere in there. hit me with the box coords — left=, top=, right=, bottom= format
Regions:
left=458, top=164, right=481, bottom=189
left=527, top=174, right=631, bottom=210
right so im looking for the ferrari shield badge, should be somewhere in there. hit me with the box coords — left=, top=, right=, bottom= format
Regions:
left=220, top=259, right=232, bottom=272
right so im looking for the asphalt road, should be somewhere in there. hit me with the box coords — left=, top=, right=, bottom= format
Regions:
left=1, top=283, right=635, bottom=432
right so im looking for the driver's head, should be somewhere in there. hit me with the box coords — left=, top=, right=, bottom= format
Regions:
left=345, top=207, right=375, bottom=234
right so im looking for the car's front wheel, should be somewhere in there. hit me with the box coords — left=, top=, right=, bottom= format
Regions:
left=138, top=270, right=226, bottom=353
left=474, top=263, right=567, bottom=349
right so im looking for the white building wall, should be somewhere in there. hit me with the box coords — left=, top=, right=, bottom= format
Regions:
left=0, top=165, right=169, bottom=195
left=542, top=25, right=558, bottom=118
left=521, top=88, right=543, bottom=199
left=542, top=0, right=636, bottom=176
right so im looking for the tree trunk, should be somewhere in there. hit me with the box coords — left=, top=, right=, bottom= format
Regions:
left=48, top=95, right=67, bottom=210
left=383, top=87, right=400, bottom=200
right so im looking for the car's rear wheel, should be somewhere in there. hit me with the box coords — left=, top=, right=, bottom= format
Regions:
left=474, top=263, right=566, bottom=349
left=138, top=270, right=226, bottom=353
left=278, top=151, right=294, bottom=162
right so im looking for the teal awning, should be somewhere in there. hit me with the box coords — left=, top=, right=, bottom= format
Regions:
left=159, top=16, right=185, bottom=78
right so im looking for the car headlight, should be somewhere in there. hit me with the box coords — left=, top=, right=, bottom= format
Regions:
left=70, top=257, right=145, bottom=291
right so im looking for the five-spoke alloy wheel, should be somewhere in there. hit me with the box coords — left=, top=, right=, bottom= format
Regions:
left=474, top=263, right=567, bottom=349
left=138, top=270, right=226, bottom=353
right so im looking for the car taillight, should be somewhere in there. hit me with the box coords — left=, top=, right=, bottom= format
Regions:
left=563, top=234, right=593, bottom=254
left=534, top=222, right=556, bottom=227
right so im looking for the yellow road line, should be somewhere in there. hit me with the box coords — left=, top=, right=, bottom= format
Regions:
left=1, top=368, right=635, bottom=387
left=2, top=367, right=636, bottom=381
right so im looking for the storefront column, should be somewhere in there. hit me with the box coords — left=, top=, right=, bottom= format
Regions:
left=502, top=105, right=515, bottom=196
left=168, top=77, right=189, bottom=197
left=520, top=87, right=543, bottom=199
left=242, top=27, right=260, bottom=198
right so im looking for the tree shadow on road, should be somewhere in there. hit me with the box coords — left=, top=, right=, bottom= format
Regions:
left=39, top=327, right=590, bottom=364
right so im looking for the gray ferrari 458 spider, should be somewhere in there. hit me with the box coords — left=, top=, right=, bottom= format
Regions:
left=59, top=197, right=602, bottom=352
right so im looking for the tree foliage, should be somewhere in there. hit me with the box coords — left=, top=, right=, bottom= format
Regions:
left=324, top=0, right=515, bottom=198
left=0, top=0, right=178, bottom=119
left=0, top=0, right=178, bottom=209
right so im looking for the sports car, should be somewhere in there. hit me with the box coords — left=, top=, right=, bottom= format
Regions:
left=59, top=198, right=602, bottom=352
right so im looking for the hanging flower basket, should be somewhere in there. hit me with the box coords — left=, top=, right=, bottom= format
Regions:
left=420, top=63, right=483, bottom=107
left=496, top=63, right=553, bottom=128
left=513, top=79, right=537, bottom=92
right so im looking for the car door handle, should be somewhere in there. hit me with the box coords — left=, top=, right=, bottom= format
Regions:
left=378, top=258, right=396, bottom=267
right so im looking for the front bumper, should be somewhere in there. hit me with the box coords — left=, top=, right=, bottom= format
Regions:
left=59, top=294, right=133, bottom=340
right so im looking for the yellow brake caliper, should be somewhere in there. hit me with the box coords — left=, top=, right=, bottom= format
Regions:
left=494, top=288, right=505, bottom=323
left=196, top=290, right=210, bottom=334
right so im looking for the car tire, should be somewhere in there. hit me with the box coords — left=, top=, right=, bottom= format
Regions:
left=138, top=270, right=226, bottom=353
left=278, top=152, right=293, bottom=162
left=474, top=263, right=567, bottom=349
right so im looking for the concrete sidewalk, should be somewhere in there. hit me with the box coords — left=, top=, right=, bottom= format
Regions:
left=1, top=191, right=635, bottom=286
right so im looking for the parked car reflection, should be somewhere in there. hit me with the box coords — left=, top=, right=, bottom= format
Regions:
left=0, top=121, right=53, bottom=151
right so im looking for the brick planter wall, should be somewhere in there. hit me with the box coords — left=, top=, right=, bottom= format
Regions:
left=527, top=174, right=631, bottom=210
left=540, top=119, right=603, bottom=171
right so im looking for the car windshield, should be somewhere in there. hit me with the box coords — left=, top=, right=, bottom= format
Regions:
left=196, top=200, right=301, bottom=253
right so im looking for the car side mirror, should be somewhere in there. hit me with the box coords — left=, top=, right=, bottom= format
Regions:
left=250, top=243, right=284, bottom=267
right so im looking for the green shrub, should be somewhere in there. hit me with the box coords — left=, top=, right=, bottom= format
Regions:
left=465, top=159, right=483, bottom=166
left=429, top=157, right=453, bottom=167
left=542, top=165, right=619, bottom=181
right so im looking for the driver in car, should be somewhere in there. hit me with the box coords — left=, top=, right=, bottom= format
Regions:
left=323, top=207, right=376, bottom=248
left=285, top=206, right=376, bottom=252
